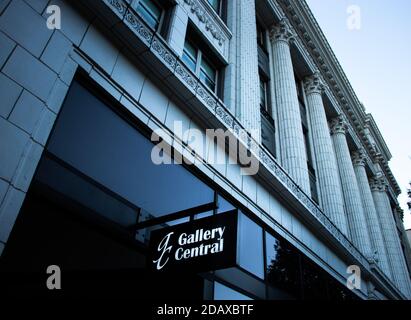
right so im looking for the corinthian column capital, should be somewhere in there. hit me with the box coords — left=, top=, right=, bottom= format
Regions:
left=352, top=148, right=367, bottom=167
left=269, top=18, right=295, bottom=44
left=303, top=71, right=325, bottom=95
left=370, top=177, right=387, bottom=192
left=330, top=115, right=348, bottom=135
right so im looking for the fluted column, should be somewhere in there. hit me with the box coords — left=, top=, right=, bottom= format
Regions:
left=269, top=19, right=310, bottom=195
left=330, top=115, right=372, bottom=257
left=236, top=0, right=261, bottom=142
left=303, top=73, right=348, bottom=235
left=371, top=178, right=411, bottom=297
left=352, top=150, right=392, bottom=278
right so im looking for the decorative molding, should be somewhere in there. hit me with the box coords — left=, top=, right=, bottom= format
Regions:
left=182, top=0, right=227, bottom=46
left=370, top=177, right=387, bottom=193
left=269, top=18, right=295, bottom=44
left=330, top=115, right=348, bottom=136
left=304, top=71, right=325, bottom=95
left=107, top=0, right=127, bottom=15
left=124, top=4, right=153, bottom=45
left=352, top=149, right=367, bottom=167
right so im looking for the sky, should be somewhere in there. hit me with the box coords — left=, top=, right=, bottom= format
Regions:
left=305, top=0, right=411, bottom=229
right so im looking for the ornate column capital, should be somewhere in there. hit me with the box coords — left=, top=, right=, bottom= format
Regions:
left=352, top=148, right=367, bottom=167
left=303, top=71, right=325, bottom=95
left=269, top=18, right=295, bottom=44
left=330, top=115, right=348, bottom=135
left=370, top=177, right=387, bottom=192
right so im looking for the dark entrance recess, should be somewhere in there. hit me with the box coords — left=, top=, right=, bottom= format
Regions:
left=0, top=182, right=204, bottom=299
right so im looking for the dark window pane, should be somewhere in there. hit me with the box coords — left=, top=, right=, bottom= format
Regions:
left=195, top=211, right=214, bottom=220
left=327, top=276, right=359, bottom=301
left=260, top=78, right=267, bottom=110
left=182, top=41, right=197, bottom=72
left=301, top=257, right=328, bottom=300
left=47, top=81, right=215, bottom=221
left=214, top=282, right=252, bottom=300
left=35, top=157, right=138, bottom=228
left=238, top=213, right=264, bottom=279
left=200, top=58, right=217, bottom=92
left=136, top=0, right=162, bottom=30
left=261, top=114, right=276, bottom=158
left=216, top=195, right=235, bottom=214
left=266, top=232, right=302, bottom=299
left=256, top=23, right=266, bottom=50
left=200, top=70, right=216, bottom=92
left=207, top=0, right=220, bottom=13
left=200, top=57, right=216, bottom=80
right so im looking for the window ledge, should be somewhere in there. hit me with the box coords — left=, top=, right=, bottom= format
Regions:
left=186, top=0, right=232, bottom=41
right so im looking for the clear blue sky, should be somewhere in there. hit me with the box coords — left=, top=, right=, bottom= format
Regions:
left=305, top=0, right=411, bottom=229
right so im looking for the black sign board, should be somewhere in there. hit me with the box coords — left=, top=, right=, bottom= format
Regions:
left=149, top=210, right=238, bottom=273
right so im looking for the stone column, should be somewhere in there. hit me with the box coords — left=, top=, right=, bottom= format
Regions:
left=330, top=115, right=372, bottom=257
left=370, top=178, right=411, bottom=298
left=269, top=19, right=310, bottom=195
left=303, top=73, right=348, bottom=235
left=235, top=0, right=261, bottom=142
left=352, top=150, right=392, bottom=278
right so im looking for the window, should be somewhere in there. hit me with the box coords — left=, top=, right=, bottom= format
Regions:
left=200, top=57, right=217, bottom=92
left=134, top=0, right=162, bottom=30
left=182, top=40, right=197, bottom=73
left=207, top=0, right=225, bottom=19
left=238, top=213, right=264, bottom=279
left=257, top=22, right=267, bottom=51
left=216, top=195, right=235, bottom=214
left=214, top=282, right=252, bottom=300
left=208, top=0, right=220, bottom=12
left=260, top=77, right=268, bottom=112
left=303, top=128, right=319, bottom=202
left=182, top=37, right=221, bottom=94
left=265, top=233, right=302, bottom=299
left=260, top=74, right=276, bottom=157
left=47, top=80, right=215, bottom=223
left=133, top=0, right=172, bottom=37
left=295, top=78, right=304, bottom=102
left=301, top=257, right=328, bottom=300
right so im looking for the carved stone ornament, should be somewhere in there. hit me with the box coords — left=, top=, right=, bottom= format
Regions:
left=304, top=71, right=325, bottom=95
left=183, top=0, right=225, bottom=46
left=352, top=148, right=367, bottom=167
left=330, top=114, right=348, bottom=135
left=269, top=18, right=295, bottom=44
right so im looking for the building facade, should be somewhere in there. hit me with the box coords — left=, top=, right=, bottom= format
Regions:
left=0, top=0, right=410, bottom=299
